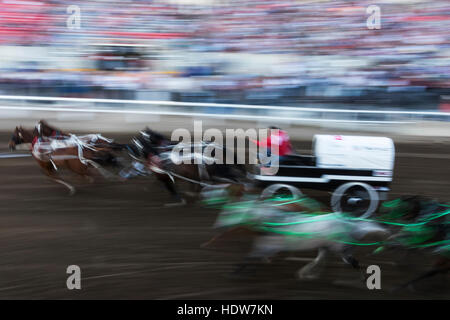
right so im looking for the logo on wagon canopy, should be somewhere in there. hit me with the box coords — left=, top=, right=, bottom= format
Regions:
left=171, top=121, right=280, bottom=175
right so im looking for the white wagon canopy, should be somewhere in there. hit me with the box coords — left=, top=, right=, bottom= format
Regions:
left=313, top=135, right=395, bottom=176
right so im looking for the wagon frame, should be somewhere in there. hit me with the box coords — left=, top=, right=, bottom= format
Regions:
left=249, top=134, right=395, bottom=218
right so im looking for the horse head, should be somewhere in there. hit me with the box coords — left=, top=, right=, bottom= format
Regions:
left=129, top=128, right=169, bottom=159
left=8, top=126, right=20, bottom=150
left=140, top=127, right=168, bottom=146
left=9, top=126, right=33, bottom=151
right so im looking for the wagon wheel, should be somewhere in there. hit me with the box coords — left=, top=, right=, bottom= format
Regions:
left=331, top=182, right=379, bottom=218
left=261, top=184, right=303, bottom=200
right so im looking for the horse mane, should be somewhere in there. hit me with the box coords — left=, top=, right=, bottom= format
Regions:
left=142, top=127, right=168, bottom=143
left=36, top=120, right=68, bottom=137
left=16, top=126, right=36, bottom=142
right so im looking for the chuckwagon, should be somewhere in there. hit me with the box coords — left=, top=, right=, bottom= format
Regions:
left=249, top=134, right=395, bottom=217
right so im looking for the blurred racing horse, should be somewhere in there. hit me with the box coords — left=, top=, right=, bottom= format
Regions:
left=201, top=183, right=390, bottom=281
left=123, top=128, right=247, bottom=205
left=375, top=195, right=449, bottom=291
left=9, top=124, right=124, bottom=194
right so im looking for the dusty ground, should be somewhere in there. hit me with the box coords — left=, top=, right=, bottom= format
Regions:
left=0, top=133, right=448, bottom=299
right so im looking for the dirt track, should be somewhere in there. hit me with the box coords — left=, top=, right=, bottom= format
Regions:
left=0, top=133, right=448, bottom=299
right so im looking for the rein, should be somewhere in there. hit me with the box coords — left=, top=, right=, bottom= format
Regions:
left=31, top=133, right=112, bottom=176
left=149, top=162, right=212, bottom=187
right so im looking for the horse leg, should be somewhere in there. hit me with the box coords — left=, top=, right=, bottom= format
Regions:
left=42, top=164, right=76, bottom=195
left=64, top=159, right=95, bottom=193
left=297, top=248, right=328, bottom=280
left=233, top=235, right=281, bottom=275
left=341, top=246, right=366, bottom=281
left=159, top=175, right=185, bottom=206
left=70, top=164, right=96, bottom=185
left=53, top=178, right=76, bottom=195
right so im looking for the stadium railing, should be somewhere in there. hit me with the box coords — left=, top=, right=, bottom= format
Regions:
left=0, top=95, right=448, bottom=124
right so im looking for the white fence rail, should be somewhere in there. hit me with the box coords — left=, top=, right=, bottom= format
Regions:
left=0, top=95, right=449, bottom=124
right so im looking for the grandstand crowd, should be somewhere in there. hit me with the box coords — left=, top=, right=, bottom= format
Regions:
left=0, top=0, right=449, bottom=109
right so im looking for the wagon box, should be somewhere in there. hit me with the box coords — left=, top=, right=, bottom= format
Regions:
left=251, top=134, right=396, bottom=218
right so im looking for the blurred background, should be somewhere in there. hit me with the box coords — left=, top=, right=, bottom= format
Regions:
left=0, top=0, right=449, bottom=299
left=0, top=0, right=449, bottom=112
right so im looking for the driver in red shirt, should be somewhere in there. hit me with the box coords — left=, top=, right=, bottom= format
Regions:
left=252, top=126, right=293, bottom=164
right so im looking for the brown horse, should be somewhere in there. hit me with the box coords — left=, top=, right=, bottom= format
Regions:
left=126, top=128, right=247, bottom=205
left=9, top=126, right=119, bottom=194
